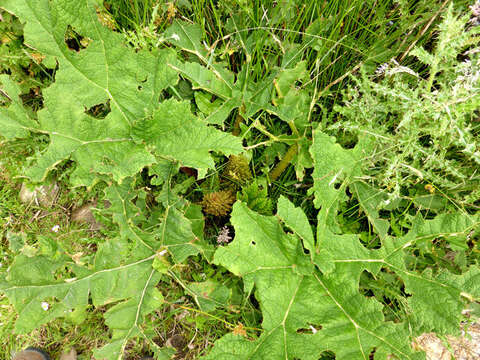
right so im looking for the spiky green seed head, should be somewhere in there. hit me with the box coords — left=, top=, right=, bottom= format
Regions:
left=201, top=190, right=236, bottom=216
left=223, top=155, right=252, bottom=185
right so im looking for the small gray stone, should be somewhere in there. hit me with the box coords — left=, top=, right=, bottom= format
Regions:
left=71, top=200, right=110, bottom=230
left=59, top=348, right=77, bottom=360
left=71, top=202, right=101, bottom=230
left=19, top=182, right=59, bottom=207
left=166, top=334, right=187, bottom=351
left=12, top=348, right=49, bottom=360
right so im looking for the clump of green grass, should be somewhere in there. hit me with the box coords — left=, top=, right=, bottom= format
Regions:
left=0, top=299, right=111, bottom=359
left=107, top=0, right=471, bottom=93
left=0, top=140, right=113, bottom=359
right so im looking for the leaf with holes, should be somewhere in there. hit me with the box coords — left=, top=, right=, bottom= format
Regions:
left=1, top=0, right=178, bottom=186
left=209, top=202, right=426, bottom=360
left=209, top=200, right=480, bottom=359
left=317, top=213, right=480, bottom=335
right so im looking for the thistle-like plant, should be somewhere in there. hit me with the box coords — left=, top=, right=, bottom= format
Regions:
left=331, top=5, right=480, bottom=205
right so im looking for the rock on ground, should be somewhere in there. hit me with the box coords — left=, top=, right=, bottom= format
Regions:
left=19, top=182, right=59, bottom=207
left=71, top=200, right=110, bottom=230
left=59, top=348, right=76, bottom=360
left=414, top=323, right=480, bottom=360
left=70, top=202, right=101, bottom=230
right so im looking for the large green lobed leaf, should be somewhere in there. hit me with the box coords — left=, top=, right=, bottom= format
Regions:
left=210, top=197, right=480, bottom=359
left=132, top=98, right=243, bottom=178
left=211, top=202, right=422, bottom=360
left=3, top=237, right=160, bottom=359
left=1, top=179, right=204, bottom=358
left=1, top=0, right=241, bottom=186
